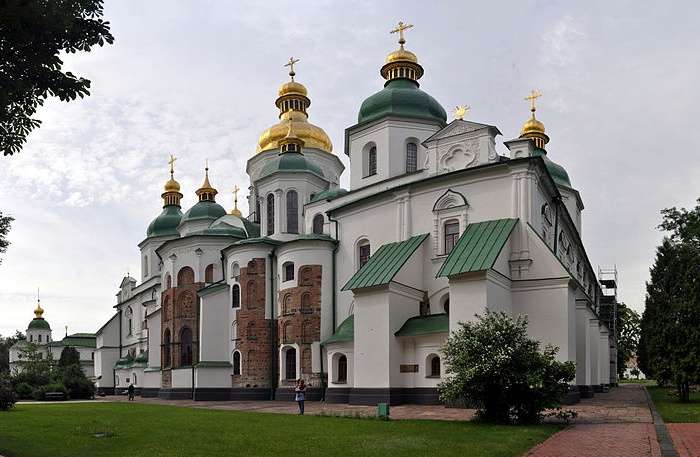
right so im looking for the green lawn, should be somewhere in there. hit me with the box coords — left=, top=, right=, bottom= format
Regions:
left=0, top=402, right=560, bottom=457
left=648, top=385, right=700, bottom=422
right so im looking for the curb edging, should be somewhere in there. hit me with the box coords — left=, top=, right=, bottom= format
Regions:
left=644, top=386, right=679, bottom=457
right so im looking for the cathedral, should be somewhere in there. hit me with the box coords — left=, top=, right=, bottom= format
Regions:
left=93, top=22, right=614, bottom=405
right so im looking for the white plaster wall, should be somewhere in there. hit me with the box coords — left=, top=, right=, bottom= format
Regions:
left=397, top=334, right=446, bottom=388
left=589, top=320, right=600, bottom=385
left=199, top=287, right=230, bottom=363
left=575, top=303, right=592, bottom=385
left=171, top=367, right=193, bottom=388
left=600, top=330, right=611, bottom=385
left=147, top=310, right=161, bottom=369
left=195, top=367, right=231, bottom=388
left=327, top=344, right=354, bottom=387
left=447, top=273, right=488, bottom=330
left=143, top=369, right=161, bottom=388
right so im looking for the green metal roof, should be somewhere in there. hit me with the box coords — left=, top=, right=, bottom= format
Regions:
left=147, top=205, right=183, bottom=238
left=309, top=188, right=348, bottom=203
left=48, top=334, right=96, bottom=348
left=342, top=233, right=429, bottom=291
left=357, top=79, right=447, bottom=127
left=533, top=148, right=572, bottom=188
left=437, top=218, right=518, bottom=278
left=395, top=313, right=449, bottom=337
left=323, top=315, right=354, bottom=345
left=198, top=281, right=229, bottom=297
left=28, top=318, right=50, bottom=330
left=259, top=152, right=325, bottom=180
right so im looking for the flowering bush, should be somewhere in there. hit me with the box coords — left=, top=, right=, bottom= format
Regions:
left=439, top=311, right=575, bottom=424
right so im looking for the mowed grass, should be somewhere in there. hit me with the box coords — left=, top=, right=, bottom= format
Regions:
left=648, top=385, right=700, bottom=423
left=0, top=402, right=560, bottom=457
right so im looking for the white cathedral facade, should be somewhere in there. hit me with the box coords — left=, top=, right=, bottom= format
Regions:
left=93, top=25, right=614, bottom=404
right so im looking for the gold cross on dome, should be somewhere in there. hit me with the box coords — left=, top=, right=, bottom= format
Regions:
left=284, top=57, right=300, bottom=81
left=454, top=105, right=470, bottom=120
left=390, top=21, right=413, bottom=46
left=233, top=185, right=239, bottom=201
left=525, top=89, right=542, bottom=112
left=168, top=154, right=177, bottom=175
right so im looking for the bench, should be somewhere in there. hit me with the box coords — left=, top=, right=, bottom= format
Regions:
left=45, top=392, right=66, bottom=401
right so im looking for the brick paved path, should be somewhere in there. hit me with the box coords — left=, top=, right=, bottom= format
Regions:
left=527, top=385, right=662, bottom=457
left=667, top=424, right=700, bottom=457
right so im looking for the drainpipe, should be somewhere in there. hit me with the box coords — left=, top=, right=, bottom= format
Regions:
left=268, top=247, right=278, bottom=400
left=326, top=212, right=340, bottom=333
left=117, top=307, right=122, bottom=394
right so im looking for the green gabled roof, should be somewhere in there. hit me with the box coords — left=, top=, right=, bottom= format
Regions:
left=49, top=334, right=97, bottom=348
left=198, top=281, right=229, bottom=297
left=342, top=233, right=429, bottom=291
left=437, top=218, right=518, bottom=278
left=323, top=315, right=354, bottom=345
left=395, top=313, right=449, bottom=337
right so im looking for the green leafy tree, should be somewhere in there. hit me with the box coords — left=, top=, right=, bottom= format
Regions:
left=58, top=346, right=80, bottom=369
left=0, top=0, right=114, bottom=155
left=0, top=375, right=16, bottom=411
left=12, top=343, right=54, bottom=387
left=0, top=211, right=13, bottom=264
left=639, top=199, right=700, bottom=402
left=439, top=311, right=576, bottom=424
left=0, top=331, right=24, bottom=375
left=616, top=303, right=641, bottom=378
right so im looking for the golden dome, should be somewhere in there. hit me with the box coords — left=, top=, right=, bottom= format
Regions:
left=257, top=111, right=332, bottom=153
left=520, top=115, right=546, bottom=136
left=278, top=81, right=308, bottom=97
left=34, top=300, right=44, bottom=318
left=164, top=178, right=180, bottom=192
left=519, top=90, right=549, bottom=149
left=195, top=165, right=218, bottom=201
left=385, top=48, right=418, bottom=64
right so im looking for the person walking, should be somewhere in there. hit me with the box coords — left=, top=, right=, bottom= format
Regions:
left=294, top=379, right=306, bottom=415
left=127, top=383, right=135, bottom=401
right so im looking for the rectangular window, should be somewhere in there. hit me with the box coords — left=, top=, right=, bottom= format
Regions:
left=367, top=147, right=377, bottom=176
left=406, top=143, right=417, bottom=173
left=359, top=244, right=371, bottom=268
left=284, top=263, right=294, bottom=282
left=444, top=222, right=460, bottom=254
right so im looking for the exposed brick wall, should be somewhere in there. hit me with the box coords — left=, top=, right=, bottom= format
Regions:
left=277, top=264, right=322, bottom=385
left=232, top=258, right=273, bottom=388
left=161, top=277, right=202, bottom=380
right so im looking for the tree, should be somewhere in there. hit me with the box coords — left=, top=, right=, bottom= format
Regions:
left=0, top=0, right=114, bottom=156
left=12, top=343, right=53, bottom=387
left=616, top=303, right=641, bottom=378
left=0, top=331, right=24, bottom=375
left=58, top=346, right=80, bottom=369
left=0, top=211, right=13, bottom=264
left=439, top=311, right=576, bottom=424
left=639, top=199, right=700, bottom=402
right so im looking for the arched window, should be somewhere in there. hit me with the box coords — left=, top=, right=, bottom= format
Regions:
left=368, top=146, right=377, bottom=176
left=204, top=264, right=214, bottom=283
left=165, top=273, right=172, bottom=289
left=283, top=262, right=295, bottom=282
left=162, top=328, right=171, bottom=368
left=255, top=199, right=261, bottom=223
left=143, top=255, right=149, bottom=278
left=427, top=354, right=441, bottom=377
left=177, top=266, right=194, bottom=286
left=283, top=322, right=293, bottom=343
left=232, top=284, right=240, bottom=308
left=283, top=294, right=293, bottom=315
left=30, top=334, right=33, bottom=342
left=266, top=194, right=275, bottom=236
left=180, top=327, right=193, bottom=367
left=247, top=322, right=257, bottom=341
left=312, top=214, right=324, bottom=235
left=406, top=142, right=418, bottom=173
left=126, top=306, right=133, bottom=335
left=358, top=239, right=371, bottom=269
left=38, top=334, right=42, bottom=342
left=301, top=293, right=312, bottom=314
left=231, top=262, right=240, bottom=279
left=286, top=190, right=298, bottom=234
left=133, top=373, right=137, bottom=385
left=246, top=280, right=256, bottom=309
left=233, top=351, right=241, bottom=376
left=285, top=347, right=297, bottom=380
left=231, top=320, right=238, bottom=340
left=444, top=220, right=460, bottom=254
left=299, top=267, right=313, bottom=286
left=337, top=355, right=348, bottom=383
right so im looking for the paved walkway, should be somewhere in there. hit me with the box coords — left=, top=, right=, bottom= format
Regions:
left=526, top=385, right=662, bottom=457
left=667, top=424, right=700, bottom=457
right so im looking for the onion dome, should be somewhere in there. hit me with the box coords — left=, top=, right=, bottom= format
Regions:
left=519, top=90, right=572, bottom=188
left=181, top=165, right=227, bottom=223
left=28, top=299, right=51, bottom=330
left=147, top=155, right=183, bottom=238
left=208, top=214, right=260, bottom=238
left=256, top=57, right=333, bottom=154
left=357, top=22, right=446, bottom=126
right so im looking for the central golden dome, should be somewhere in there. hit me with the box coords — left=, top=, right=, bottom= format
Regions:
left=257, top=58, right=333, bottom=154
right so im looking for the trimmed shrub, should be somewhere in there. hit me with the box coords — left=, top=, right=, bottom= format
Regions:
left=0, top=376, right=17, bottom=411
left=61, top=364, right=95, bottom=399
left=439, top=311, right=576, bottom=424
left=14, top=382, right=33, bottom=400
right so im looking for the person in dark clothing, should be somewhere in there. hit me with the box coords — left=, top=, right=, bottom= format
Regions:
left=294, top=379, right=306, bottom=415
left=127, top=383, right=135, bottom=401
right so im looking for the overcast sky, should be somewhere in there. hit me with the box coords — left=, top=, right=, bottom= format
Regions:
left=1, top=0, right=699, bottom=337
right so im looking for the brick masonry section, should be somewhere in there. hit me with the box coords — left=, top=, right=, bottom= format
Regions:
left=667, top=424, right=700, bottom=457
left=277, top=264, right=322, bottom=386
left=232, top=258, right=272, bottom=388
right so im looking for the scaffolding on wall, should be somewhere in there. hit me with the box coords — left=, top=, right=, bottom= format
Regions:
left=598, top=266, right=619, bottom=385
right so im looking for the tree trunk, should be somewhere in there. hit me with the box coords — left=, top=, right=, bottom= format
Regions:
left=678, top=382, right=690, bottom=403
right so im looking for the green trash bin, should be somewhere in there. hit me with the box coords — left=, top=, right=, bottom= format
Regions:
left=377, top=402, right=390, bottom=418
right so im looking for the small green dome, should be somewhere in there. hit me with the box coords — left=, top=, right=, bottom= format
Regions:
left=147, top=205, right=183, bottom=237
left=28, top=318, right=50, bottom=330
left=181, top=200, right=227, bottom=224
left=310, top=188, right=348, bottom=203
left=259, top=152, right=325, bottom=179
left=534, top=148, right=572, bottom=188
left=358, top=79, right=447, bottom=126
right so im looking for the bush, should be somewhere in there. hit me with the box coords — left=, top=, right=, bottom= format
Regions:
left=0, top=376, right=17, bottom=411
left=439, top=311, right=576, bottom=424
left=32, top=383, right=68, bottom=401
left=60, top=364, right=95, bottom=399
left=14, top=382, right=33, bottom=400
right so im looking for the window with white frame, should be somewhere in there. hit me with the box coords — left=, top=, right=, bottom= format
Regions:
left=444, top=220, right=460, bottom=255
left=406, top=142, right=418, bottom=173
left=432, top=190, right=468, bottom=257
left=357, top=239, right=371, bottom=269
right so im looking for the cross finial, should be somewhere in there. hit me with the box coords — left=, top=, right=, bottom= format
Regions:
left=525, top=89, right=542, bottom=113
left=454, top=105, right=470, bottom=120
left=390, top=21, right=413, bottom=48
left=168, top=154, right=177, bottom=178
left=284, top=57, right=300, bottom=81
left=230, top=185, right=242, bottom=216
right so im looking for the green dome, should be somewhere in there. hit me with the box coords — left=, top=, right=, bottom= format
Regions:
left=259, top=152, right=325, bottom=179
left=358, top=79, right=447, bottom=126
left=147, top=205, right=183, bottom=237
left=28, top=318, right=50, bottom=330
left=310, top=188, right=348, bottom=203
left=534, top=148, right=572, bottom=188
left=181, top=200, right=227, bottom=224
